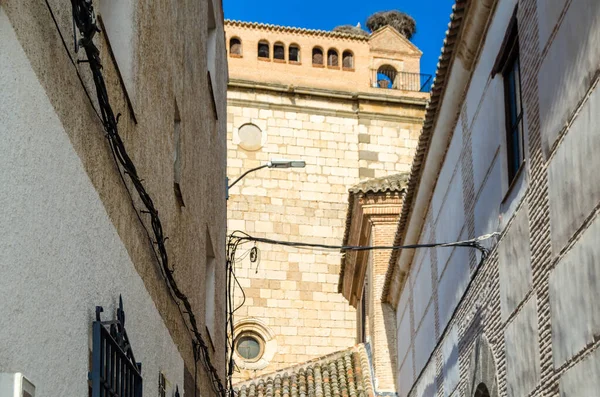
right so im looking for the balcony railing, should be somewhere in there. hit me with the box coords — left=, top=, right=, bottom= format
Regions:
left=375, top=71, right=433, bottom=93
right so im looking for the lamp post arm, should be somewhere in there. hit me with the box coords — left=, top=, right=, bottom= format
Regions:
left=227, top=164, right=269, bottom=190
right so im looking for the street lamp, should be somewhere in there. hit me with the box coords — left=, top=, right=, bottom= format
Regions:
left=226, top=159, right=306, bottom=199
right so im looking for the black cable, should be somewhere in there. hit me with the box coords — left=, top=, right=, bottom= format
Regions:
left=228, top=231, right=498, bottom=255
left=70, top=1, right=226, bottom=394
left=44, top=0, right=102, bottom=123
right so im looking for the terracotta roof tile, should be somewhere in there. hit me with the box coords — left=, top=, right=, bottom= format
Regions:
left=338, top=173, right=409, bottom=293
left=225, top=19, right=371, bottom=41
left=234, top=344, right=375, bottom=397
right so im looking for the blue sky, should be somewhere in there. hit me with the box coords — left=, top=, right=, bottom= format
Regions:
left=223, top=0, right=456, bottom=77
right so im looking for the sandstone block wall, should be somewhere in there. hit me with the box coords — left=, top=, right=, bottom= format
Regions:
left=227, top=87, right=425, bottom=381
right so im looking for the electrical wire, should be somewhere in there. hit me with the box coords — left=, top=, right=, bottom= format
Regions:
left=228, top=230, right=499, bottom=255
left=70, top=1, right=226, bottom=394
left=224, top=230, right=498, bottom=393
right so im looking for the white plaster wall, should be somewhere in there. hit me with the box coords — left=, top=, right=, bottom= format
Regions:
left=413, top=304, right=435, bottom=379
left=99, top=0, right=136, bottom=103
left=538, top=0, right=600, bottom=156
left=536, top=0, right=568, bottom=51
left=412, top=358, right=436, bottom=397
left=548, top=83, right=600, bottom=254
left=474, top=156, right=502, bottom=238
left=470, top=78, right=504, bottom=194
left=549, top=216, right=600, bottom=368
left=464, top=0, right=518, bottom=126
left=504, top=297, right=540, bottom=397
left=441, top=326, right=459, bottom=397
left=559, top=346, right=600, bottom=397
left=431, top=122, right=463, bottom=223
left=437, top=231, right=470, bottom=331
left=498, top=204, right=532, bottom=321
left=396, top=306, right=411, bottom=370
left=397, top=346, right=414, bottom=397
left=0, top=9, right=183, bottom=396
left=411, top=253, right=432, bottom=329
left=434, top=170, right=464, bottom=274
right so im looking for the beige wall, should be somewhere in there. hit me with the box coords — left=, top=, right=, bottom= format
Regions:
left=226, top=21, right=426, bottom=97
left=0, top=0, right=228, bottom=395
left=227, top=85, right=425, bottom=381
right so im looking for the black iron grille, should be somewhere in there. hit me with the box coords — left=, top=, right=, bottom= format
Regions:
left=90, top=297, right=143, bottom=397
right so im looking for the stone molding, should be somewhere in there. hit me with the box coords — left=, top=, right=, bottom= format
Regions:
left=465, top=335, right=498, bottom=397
left=232, top=318, right=278, bottom=371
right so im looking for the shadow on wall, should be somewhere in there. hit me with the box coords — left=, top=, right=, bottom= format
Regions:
left=383, top=301, right=399, bottom=391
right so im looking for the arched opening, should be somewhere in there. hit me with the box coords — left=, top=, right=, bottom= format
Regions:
left=258, top=40, right=270, bottom=59
left=312, top=47, right=323, bottom=66
left=342, top=50, right=354, bottom=69
left=327, top=49, right=339, bottom=67
left=229, top=37, right=242, bottom=56
left=377, top=65, right=397, bottom=88
left=289, top=44, right=300, bottom=63
left=273, top=42, right=285, bottom=61
left=474, top=383, right=491, bottom=397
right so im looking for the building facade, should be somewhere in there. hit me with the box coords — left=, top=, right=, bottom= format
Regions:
left=0, top=0, right=227, bottom=395
left=382, top=0, right=600, bottom=396
left=225, top=21, right=429, bottom=381
left=339, top=173, right=408, bottom=394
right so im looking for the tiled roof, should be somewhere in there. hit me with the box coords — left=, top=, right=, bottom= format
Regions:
left=382, top=0, right=468, bottom=302
left=348, top=173, right=409, bottom=195
left=225, top=19, right=371, bottom=41
left=234, top=344, right=375, bottom=397
left=338, top=173, right=409, bottom=293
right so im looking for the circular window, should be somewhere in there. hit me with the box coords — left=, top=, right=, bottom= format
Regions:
left=237, top=123, right=264, bottom=151
left=235, top=332, right=264, bottom=362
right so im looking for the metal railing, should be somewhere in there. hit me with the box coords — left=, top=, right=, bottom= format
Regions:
left=90, top=297, right=143, bottom=397
left=375, top=71, right=433, bottom=93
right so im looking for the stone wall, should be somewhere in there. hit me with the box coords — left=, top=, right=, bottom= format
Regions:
left=227, top=85, right=425, bottom=380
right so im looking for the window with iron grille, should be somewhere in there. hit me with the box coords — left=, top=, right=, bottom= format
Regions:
left=89, top=297, right=143, bottom=397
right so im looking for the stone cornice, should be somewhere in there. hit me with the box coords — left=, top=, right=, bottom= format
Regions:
left=228, top=78, right=429, bottom=107
left=227, top=97, right=425, bottom=124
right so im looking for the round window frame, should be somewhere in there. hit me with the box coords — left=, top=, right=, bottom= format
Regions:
left=231, top=318, right=277, bottom=370
left=234, top=331, right=265, bottom=363
left=235, top=123, right=266, bottom=152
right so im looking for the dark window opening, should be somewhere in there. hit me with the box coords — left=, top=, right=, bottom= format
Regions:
left=229, top=37, right=242, bottom=56
left=360, top=286, right=366, bottom=343
left=258, top=41, right=270, bottom=59
left=289, top=44, right=300, bottom=62
left=342, top=51, right=354, bottom=69
left=503, top=53, right=524, bottom=182
left=312, top=47, right=323, bottom=65
left=159, top=373, right=167, bottom=397
left=494, top=6, right=524, bottom=184
left=327, top=49, right=339, bottom=67
left=235, top=332, right=265, bottom=362
left=474, top=383, right=491, bottom=397
left=173, top=99, right=185, bottom=207
left=377, top=65, right=397, bottom=89
left=274, top=42, right=285, bottom=60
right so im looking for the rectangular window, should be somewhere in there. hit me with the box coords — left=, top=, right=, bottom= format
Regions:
left=205, top=228, right=216, bottom=343
left=503, top=47, right=524, bottom=182
left=493, top=6, right=525, bottom=185
left=173, top=100, right=185, bottom=207
left=98, top=0, right=137, bottom=118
